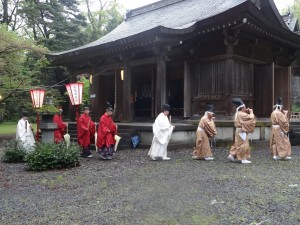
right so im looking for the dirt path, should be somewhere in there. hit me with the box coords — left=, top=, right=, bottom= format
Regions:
left=1, top=146, right=300, bottom=225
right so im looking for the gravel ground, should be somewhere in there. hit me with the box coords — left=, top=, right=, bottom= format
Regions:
left=0, top=144, right=300, bottom=225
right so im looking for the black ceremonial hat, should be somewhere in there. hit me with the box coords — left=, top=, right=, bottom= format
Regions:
left=276, top=97, right=283, bottom=105
left=21, top=111, right=29, bottom=117
left=162, top=104, right=170, bottom=111
left=106, top=102, right=114, bottom=112
left=231, top=97, right=244, bottom=107
left=205, top=102, right=215, bottom=113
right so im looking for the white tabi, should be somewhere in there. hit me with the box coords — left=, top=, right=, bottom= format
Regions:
left=148, top=113, right=174, bottom=159
left=16, top=118, right=35, bottom=152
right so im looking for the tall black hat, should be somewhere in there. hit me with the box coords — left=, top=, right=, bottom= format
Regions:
left=21, top=111, right=29, bottom=117
left=162, top=104, right=170, bottom=111
left=276, top=97, right=283, bottom=106
left=205, top=102, right=215, bottom=114
left=274, top=97, right=283, bottom=109
left=231, top=97, right=245, bottom=108
left=106, top=102, right=114, bottom=112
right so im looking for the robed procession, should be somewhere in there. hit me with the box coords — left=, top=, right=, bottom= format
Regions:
left=1, top=0, right=300, bottom=224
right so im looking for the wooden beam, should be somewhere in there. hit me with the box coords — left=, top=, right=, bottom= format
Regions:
left=122, top=61, right=132, bottom=121
left=184, top=61, right=192, bottom=117
left=129, top=57, right=157, bottom=67
left=155, top=54, right=167, bottom=115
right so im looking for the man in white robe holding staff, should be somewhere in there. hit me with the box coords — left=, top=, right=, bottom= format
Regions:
left=16, top=111, right=35, bottom=152
left=148, top=104, right=175, bottom=161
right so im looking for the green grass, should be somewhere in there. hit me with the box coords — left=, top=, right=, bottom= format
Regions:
left=0, top=122, right=37, bottom=135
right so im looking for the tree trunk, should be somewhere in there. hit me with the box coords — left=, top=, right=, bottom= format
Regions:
left=1, top=0, right=9, bottom=26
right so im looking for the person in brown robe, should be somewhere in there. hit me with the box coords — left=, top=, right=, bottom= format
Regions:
left=228, top=98, right=256, bottom=164
left=270, top=97, right=292, bottom=160
left=192, top=103, right=217, bottom=160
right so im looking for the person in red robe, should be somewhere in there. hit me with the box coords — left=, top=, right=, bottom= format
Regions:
left=53, top=108, right=68, bottom=143
left=77, top=107, right=95, bottom=158
left=96, top=103, right=117, bottom=160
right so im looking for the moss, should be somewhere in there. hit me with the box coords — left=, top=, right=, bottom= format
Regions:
left=37, top=105, right=60, bottom=114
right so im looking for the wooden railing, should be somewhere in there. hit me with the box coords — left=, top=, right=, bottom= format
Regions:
left=290, top=112, right=300, bottom=121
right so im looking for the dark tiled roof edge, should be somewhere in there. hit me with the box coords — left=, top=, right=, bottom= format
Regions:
left=126, top=0, right=184, bottom=19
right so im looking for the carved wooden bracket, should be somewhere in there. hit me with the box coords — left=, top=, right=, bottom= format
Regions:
left=223, top=28, right=240, bottom=54
left=152, top=46, right=170, bottom=61
left=118, top=52, right=136, bottom=62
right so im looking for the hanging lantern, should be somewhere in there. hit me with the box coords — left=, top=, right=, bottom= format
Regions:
left=120, top=69, right=124, bottom=81
left=65, top=82, right=84, bottom=106
left=30, top=89, right=46, bottom=108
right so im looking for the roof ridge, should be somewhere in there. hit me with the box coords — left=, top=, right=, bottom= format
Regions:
left=126, top=0, right=185, bottom=19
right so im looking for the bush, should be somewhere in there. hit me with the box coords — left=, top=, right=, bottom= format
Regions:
left=292, top=104, right=300, bottom=112
left=26, top=142, right=81, bottom=171
left=1, top=140, right=27, bottom=163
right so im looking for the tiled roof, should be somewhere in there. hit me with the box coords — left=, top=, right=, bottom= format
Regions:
left=50, top=0, right=248, bottom=56
left=282, top=14, right=299, bottom=32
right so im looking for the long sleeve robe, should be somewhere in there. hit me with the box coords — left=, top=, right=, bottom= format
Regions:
left=148, top=113, right=174, bottom=158
left=53, top=114, right=66, bottom=143
left=270, top=109, right=291, bottom=158
left=77, top=113, right=94, bottom=148
left=16, top=118, right=35, bottom=152
left=96, top=113, right=116, bottom=148
left=229, top=111, right=256, bottom=160
left=193, top=115, right=217, bottom=159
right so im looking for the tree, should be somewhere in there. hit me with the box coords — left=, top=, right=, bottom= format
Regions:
left=290, top=0, right=300, bottom=20
left=0, top=0, right=22, bottom=30
left=19, top=0, right=87, bottom=52
left=0, top=24, right=48, bottom=119
left=83, top=0, right=124, bottom=42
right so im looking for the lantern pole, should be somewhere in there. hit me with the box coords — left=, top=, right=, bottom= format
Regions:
left=36, top=113, right=40, bottom=141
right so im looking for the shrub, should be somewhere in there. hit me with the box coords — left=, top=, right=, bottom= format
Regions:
left=1, top=140, right=27, bottom=163
left=26, top=142, right=81, bottom=171
left=292, top=104, right=300, bottom=112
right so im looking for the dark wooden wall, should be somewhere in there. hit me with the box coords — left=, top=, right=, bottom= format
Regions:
left=274, top=67, right=291, bottom=112
left=254, top=64, right=274, bottom=117
left=192, top=59, right=254, bottom=116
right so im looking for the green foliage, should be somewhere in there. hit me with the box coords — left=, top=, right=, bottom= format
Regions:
left=292, top=104, right=300, bottom=112
left=37, top=105, right=60, bottom=114
left=19, top=0, right=87, bottom=51
left=291, top=1, right=300, bottom=20
left=1, top=140, right=27, bottom=163
left=83, top=0, right=124, bottom=42
left=26, top=142, right=81, bottom=171
left=0, top=24, right=49, bottom=120
left=79, top=75, right=91, bottom=107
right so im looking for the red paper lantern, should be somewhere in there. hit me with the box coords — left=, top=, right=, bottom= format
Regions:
left=65, top=82, right=84, bottom=106
left=30, top=89, right=46, bottom=108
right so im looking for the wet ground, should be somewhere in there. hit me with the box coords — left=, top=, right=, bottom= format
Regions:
left=1, top=145, right=300, bottom=225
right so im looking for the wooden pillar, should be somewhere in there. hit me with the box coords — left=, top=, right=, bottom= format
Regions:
left=90, top=68, right=100, bottom=122
left=151, top=66, right=155, bottom=118
left=274, top=66, right=291, bottom=113
left=184, top=61, right=192, bottom=117
left=225, top=58, right=234, bottom=116
left=155, top=54, right=167, bottom=115
left=122, top=61, right=132, bottom=121
left=253, top=63, right=274, bottom=117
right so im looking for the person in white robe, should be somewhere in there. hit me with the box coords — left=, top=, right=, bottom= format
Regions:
left=16, top=111, right=35, bottom=152
left=148, top=104, right=174, bottom=161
